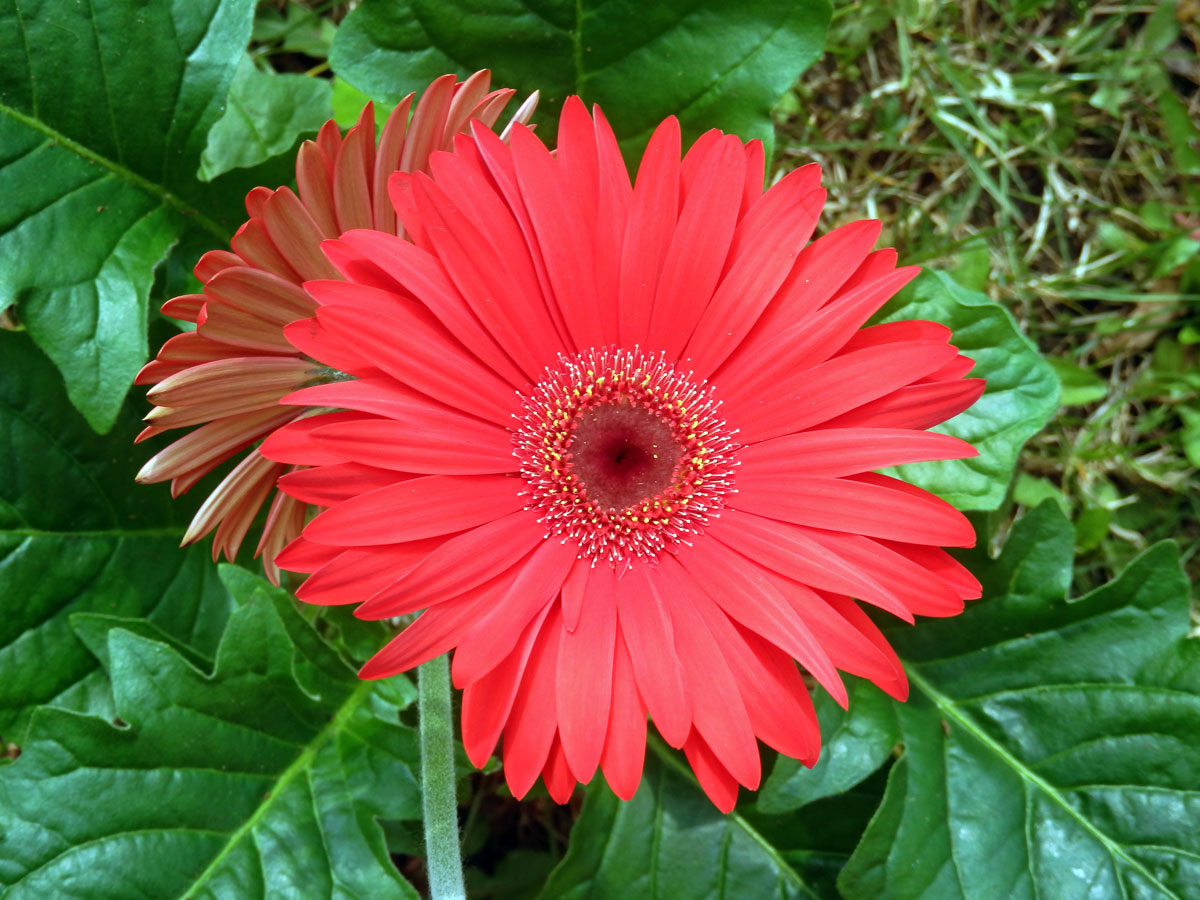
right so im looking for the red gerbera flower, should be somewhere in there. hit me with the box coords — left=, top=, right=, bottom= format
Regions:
left=263, top=99, right=985, bottom=811
left=135, top=71, right=535, bottom=583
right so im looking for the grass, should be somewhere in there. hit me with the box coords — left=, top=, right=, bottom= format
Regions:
left=775, top=0, right=1200, bottom=591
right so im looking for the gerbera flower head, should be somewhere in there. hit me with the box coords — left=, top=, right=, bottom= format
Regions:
left=135, top=71, right=536, bottom=583
left=264, top=98, right=986, bottom=811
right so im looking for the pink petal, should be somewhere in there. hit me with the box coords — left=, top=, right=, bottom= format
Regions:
left=333, top=113, right=376, bottom=232
left=261, top=187, right=340, bottom=281
left=295, top=140, right=339, bottom=237
left=372, top=94, right=414, bottom=234
left=230, top=216, right=301, bottom=283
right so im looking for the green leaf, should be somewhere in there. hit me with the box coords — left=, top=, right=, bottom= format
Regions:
left=878, top=270, right=1060, bottom=510
left=328, top=0, right=832, bottom=157
left=0, top=565, right=423, bottom=900
left=199, top=55, right=333, bottom=181
left=1048, top=358, right=1108, bottom=406
left=838, top=503, right=1199, bottom=900
left=0, top=331, right=233, bottom=738
left=538, top=744, right=822, bottom=900
left=0, top=0, right=253, bottom=432
left=757, top=679, right=898, bottom=814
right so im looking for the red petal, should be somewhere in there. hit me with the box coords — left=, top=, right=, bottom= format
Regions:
left=735, top=219, right=881, bottom=354
left=354, top=511, right=545, bottom=618
left=600, top=634, right=647, bottom=801
left=686, top=179, right=825, bottom=378
left=460, top=603, right=553, bottom=768
left=327, top=230, right=530, bottom=389
left=683, top=732, right=739, bottom=813
left=645, top=134, right=744, bottom=359
left=358, top=580, right=504, bottom=679
left=654, top=559, right=760, bottom=788
left=260, top=411, right=371, bottom=466
left=729, top=473, right=976, bottom=547
left=509, top=125, right=607, bottom=351
left=676, top=537, right=846, bottom=705
left=618, top=117, right=681, bottom=346
left=615, top=563, right=691, bottom=748
left=713, top=268, right=917, bottom=396
left=451, top=538, right=577, bottom=686
left=502, top=607, right=563, bottom=798
left=706, top=510, right=908, bottom=624
left=820, top=378, right=986, bottom=431
left=313, top=302, right=518, bottom=426
left=277, top=463, right=409, bottom=507
left=542, top=735, right=578, bottom=803
left=728, top=340, right=961, bottom=443
left=556, top=567, right=616, bottom=782
left=296, top=538, right=443, bottom=607
left=304, top=474, right=524, bottom=546
left=740, top=427, right=976, bottom=478
left=311, top=409, right=515, bottom=476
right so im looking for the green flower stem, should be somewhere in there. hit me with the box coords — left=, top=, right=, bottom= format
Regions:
left=418, top=653, right=466, bottom=900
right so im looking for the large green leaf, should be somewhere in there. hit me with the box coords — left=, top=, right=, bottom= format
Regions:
left=0, top=565, right=423, bottom=900
left=881, top=270, right=1060, bottom=510
left=0, top=331, right=233, bottom=738
left=537, top=743, right=822, bottom=900
left=757, top=679, right=897, bottom=815
left=838, top=503, right=1199, bottom=900
left=328, top=0, right=831, bottom=156
left=0, top=0, right=253, bottom=432
left=199, top=55, right=333, bottom=181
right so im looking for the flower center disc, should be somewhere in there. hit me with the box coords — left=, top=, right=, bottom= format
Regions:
left=514, top=347, right=737, bottom=563
left=569, top=402, right=682, bottom=510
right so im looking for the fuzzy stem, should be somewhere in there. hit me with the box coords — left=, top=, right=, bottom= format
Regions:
left=418, top=654, right=466, bottom=900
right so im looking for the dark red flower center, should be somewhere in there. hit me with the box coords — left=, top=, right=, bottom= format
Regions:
left=514, top=347, right=737, bottom=563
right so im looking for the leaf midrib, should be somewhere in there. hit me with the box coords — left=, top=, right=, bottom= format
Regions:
left=175, top=678, right=375, bottom=900
left=0, top=101, right=229, bottom=243
left=906, top=665, right=1183, bottom=899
